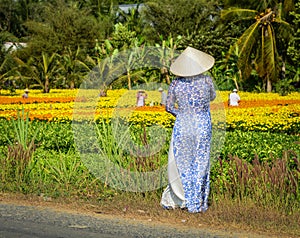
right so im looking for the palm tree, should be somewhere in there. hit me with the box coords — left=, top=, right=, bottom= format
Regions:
left=80, top=44, right=122, bottom=92
left=0, top=57, right=12, bottom=91
left=155, top=35, right=182, bottom=85
left=221, top=1, right=294, bottom=92
left=116, top=44, right=147, bottom=90
left=14, top=52, right=60, bottom=93
left=117, top=4, right=145, bottom=36
left=59, top=47, right=87, bottom=89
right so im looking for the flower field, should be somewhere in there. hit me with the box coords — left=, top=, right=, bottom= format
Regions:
left=1, top=89, right=299, bottom=234
left=0, top=89, right=299, bottom=134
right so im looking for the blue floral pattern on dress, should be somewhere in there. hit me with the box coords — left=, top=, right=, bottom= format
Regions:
left=166, top=74, right=216, bottom=213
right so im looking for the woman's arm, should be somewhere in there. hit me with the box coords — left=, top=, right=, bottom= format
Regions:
left=166, top=80, right=178, bottom=117
left=207, top=76, right=216, bottom=101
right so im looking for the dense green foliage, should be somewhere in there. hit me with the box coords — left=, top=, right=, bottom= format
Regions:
left=2, top=119, right=299, bottom=162
left=0, top=116, right=299, bottom=215
left=0, top=0, right=299, bottom=93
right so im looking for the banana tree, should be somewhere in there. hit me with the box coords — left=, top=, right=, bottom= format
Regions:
left=79, top=46, right=122, bottom=92
left=155, top=35, right=182, bottom=84
left=59, top=47, right=87, bottom=89
left=14, top=52, right=60, bottom=93
left=0, top=57, right=12, bottom=90
left=116, top=41, right=154, bottom=90
left=221, top=1, right=294, bottom=92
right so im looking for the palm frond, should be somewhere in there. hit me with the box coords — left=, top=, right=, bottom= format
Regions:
left=221, top=8, right=257, bottom=21
left=13, top=57, right=26, bottom=66
left=42, top=52, right=49, bottom=73
left=0, top=57, right=8, bottom=72
left=255, top=24, right=279, bottom=82
left=274, top=18, right=291, bottom=27
left=236, top=21, right=261, bottom=79
left=265, top=24, right=279, bottom=82
left=117, top=70, right=145, bottom=82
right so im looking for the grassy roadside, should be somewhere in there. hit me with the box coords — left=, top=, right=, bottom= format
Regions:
left=0, top=112, right=299, bottom=238
left=0, top=191, right=299, bottom=238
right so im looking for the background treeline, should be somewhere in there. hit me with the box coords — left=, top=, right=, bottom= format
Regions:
left=0, top=0, right=300, bottom=93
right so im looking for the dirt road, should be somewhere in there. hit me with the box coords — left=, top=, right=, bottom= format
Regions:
left=0, top=202, right=271, bottom=238
left=0, top=203, right=228, bottom=238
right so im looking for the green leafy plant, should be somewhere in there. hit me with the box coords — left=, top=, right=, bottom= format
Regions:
left=41, top=149, right=101, bottom=197
left=274, top=78, right=295, bottom=96
left=221, top=130, right=300, bottom=162
left=1, top=108, right=40, bottom=190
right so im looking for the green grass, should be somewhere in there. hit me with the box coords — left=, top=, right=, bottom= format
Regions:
left=0, top=117, right=299, bottom=237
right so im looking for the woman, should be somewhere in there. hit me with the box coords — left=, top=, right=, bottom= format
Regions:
left=136, top=90, right=147, bottom=107
left=22, top=88, right=29, bottom=99
left=161, top=46, right=216, bottom=213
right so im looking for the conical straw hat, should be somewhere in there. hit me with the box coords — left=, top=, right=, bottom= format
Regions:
left=170, top=47, right=215, bottom=77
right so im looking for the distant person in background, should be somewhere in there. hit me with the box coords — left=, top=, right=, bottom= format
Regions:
left=99, top=89, right=107, bottom=97
left=229, top=89, right=240, bottom=106
left=22, top=88, right=29, bottom=99
left=158, top=87, right=167, bottom=106
left=136, top=90, right=147, bottom=107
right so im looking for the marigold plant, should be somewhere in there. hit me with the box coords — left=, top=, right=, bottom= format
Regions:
left=0, top=89, right=299, bottom=134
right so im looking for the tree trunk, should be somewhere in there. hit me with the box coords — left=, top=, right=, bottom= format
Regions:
left=70, top=80, right=75, bottom=89
left=161, top=66, right=170, bottom=84
left=44, top=76, right=50, bottom=93
left=238, top=69, right=243, bottom=90
left=233, top=75, right=239, bottom=91
left=266, top=76, right=272, bottom=92
left=127, top=71, right=131, bottom=90
left=165, top=73, right=171, bottom=85
left=281, top=59, right=286, bottom=80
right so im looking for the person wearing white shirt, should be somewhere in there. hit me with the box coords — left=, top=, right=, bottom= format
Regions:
left=158, top=87, right=167, bottom=106
left=229, top=89, right=240, bottom=106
